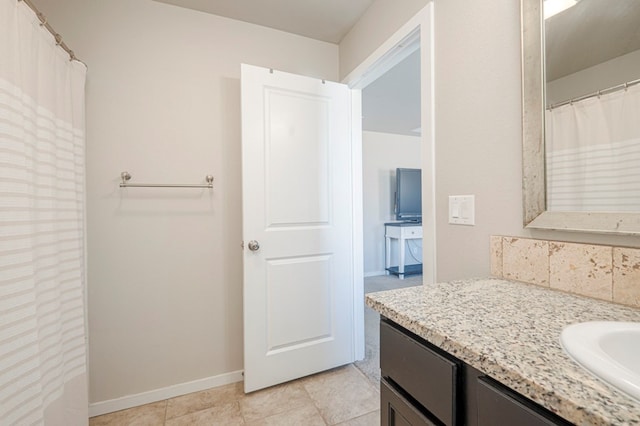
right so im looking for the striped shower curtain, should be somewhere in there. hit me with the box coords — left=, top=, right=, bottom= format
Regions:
left=1, top=0, right=88, bottom=424
left=546, top=83, right=640, bottom=211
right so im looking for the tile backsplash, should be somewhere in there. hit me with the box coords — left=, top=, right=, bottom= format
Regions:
left=491, top=236, right=640, bottom=308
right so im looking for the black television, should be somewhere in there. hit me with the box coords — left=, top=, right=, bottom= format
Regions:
left=395, top=168, right=422, bottom=221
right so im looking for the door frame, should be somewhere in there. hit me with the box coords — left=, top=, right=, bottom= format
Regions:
left=343, top=4, right=436, bottom=360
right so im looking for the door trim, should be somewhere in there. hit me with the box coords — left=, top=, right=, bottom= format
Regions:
left=343, top=4, right=437, bottom=315
left=349, top=89, right=364, bottom=360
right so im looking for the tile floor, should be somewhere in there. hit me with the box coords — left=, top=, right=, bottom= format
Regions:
left=89, top=364, right=380, bottom=426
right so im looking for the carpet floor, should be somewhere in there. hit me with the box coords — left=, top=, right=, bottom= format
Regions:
left=354, top=274, right=423, bottom=386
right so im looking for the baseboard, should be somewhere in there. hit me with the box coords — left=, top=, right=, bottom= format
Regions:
left=364, top=271, right=387, bottom=278
left=88, top=370, right=244, bottom=417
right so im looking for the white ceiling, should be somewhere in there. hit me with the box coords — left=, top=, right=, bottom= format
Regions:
left=152, top=0, right=374, bottom=44
left=362, top=51, right=421, bottom=136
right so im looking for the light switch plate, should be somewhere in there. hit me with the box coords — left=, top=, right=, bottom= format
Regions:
left=449, top=195, right=475, bottom=225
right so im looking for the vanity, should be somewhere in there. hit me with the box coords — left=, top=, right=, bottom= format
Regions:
left=366, top=279, right=640, bottom=425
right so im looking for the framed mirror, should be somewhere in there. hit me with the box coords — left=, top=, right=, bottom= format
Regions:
left=521, top=0, right=640, bottom=234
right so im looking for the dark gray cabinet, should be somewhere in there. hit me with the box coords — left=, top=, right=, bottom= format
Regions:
left=381, top=378, right=437, bottom=426
left=380, top=320, right=460, bottom=425
left=379, top=317, right=574, bottom=426
left=476, top=377, right=572, bottom=426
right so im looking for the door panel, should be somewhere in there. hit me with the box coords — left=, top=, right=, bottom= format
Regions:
left=241, top=64, right=354, bottom=392
left=266, top=255, right=332, bottom=352
left=265, top=88, right=330, bottom=226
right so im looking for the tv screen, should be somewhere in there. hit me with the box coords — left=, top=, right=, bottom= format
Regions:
left=395, top=168, right=422, bottom=221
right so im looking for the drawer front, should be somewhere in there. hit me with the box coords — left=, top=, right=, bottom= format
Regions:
left=381, top=379, right=438, bottom=426
left=381, top=321, right=459, bottom=426
left=401, top=226, right=423, bottom=238
left=477, top=377, right=573, bottom=426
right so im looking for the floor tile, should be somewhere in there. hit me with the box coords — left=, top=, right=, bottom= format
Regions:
left=336, top=410, right=380, bottom=426
left=165, top=382, right=243, bottom=420
left=239, top=381, right=312, bottom=422
left=245, top=402, right=326, bottom=426
left=89, top=401, right=167, bottom=426
left=165, top=401, right=244, bottom=426
left=303, top=365, right=379, bottom=425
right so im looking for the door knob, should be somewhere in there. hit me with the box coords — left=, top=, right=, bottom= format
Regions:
left=248, top=240, right=260, bottom=251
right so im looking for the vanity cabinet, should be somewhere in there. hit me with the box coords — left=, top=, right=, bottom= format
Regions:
left=380, top=318, right=573, bottom=426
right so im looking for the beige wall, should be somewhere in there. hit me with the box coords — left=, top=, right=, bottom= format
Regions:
left=547, top=48, right=640, bottom=105
left=35, top=0, right=640, bottom=406
left=432, top=0, right=524, bottom=280
left=433, top=0, right=640, bottom=281
left=339, top=0, right=428, bottom=80
left=362, top=132, right=421, bottom=276
left=36, top=0, right=338, bottom=404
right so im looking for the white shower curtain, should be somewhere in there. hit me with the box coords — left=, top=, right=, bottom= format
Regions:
left=546, top=83, right=640, bottom=211
left=1, top=0, right=88, bottom=424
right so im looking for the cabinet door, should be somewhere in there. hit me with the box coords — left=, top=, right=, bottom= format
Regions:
left=381, top=379, right=438, bottom=426
left=380, top=320, right=459, bottom=425
left=477, top=377, right=573, bottom=426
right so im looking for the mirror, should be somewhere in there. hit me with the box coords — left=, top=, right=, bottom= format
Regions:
left=521, top=0, right=640, bottom=234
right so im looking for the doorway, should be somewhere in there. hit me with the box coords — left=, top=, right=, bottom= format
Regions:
left=343, top=3, right=435, bottom=382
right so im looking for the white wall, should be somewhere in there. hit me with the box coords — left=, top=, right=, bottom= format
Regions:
left=339, top=0, right=428, bottom=80
left=547, top=48, right=640, bottom=105
left=36, top=0, right=338, bottom=405
left=362, top=131, right=421, bottom=276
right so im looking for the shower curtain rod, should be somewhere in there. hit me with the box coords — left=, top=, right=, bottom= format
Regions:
left=547, top=77, right=640, bottom=110
left=17, top=0, right=85, bottom=65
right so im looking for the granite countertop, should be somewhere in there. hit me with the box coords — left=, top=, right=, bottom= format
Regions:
left=365, top=278, right=640, bottom=426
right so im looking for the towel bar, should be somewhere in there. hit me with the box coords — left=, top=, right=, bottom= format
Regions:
left=119, top=171, right=214, bottom=188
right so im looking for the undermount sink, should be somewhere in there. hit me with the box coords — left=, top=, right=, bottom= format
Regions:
left=560, top=322, right=640, bottom=402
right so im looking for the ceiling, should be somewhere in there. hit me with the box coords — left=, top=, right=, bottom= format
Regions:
left=362, top=51, right=421, bottom=136
left=152, top=0, right=374, bottom=44
left=546, top=0, right=640, bottom=81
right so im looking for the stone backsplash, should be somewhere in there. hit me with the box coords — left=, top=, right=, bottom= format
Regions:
left=491, top=236, right=640, bottom=308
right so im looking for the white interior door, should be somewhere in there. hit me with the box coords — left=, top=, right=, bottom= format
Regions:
left=241, top=64, right=355, bottom=393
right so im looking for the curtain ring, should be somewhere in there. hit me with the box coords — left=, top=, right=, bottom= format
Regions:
left=69, top=51, right=76, bottom=62
left=54, top=33, right=62, bottom=46
left=37, top=13, right=47, bottom=27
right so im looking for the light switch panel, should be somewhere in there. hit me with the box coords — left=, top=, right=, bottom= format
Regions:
left=449, top=195, right=475, bottom=225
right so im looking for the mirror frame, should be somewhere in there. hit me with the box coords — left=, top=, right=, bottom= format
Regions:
left=521, top=0, right=640, bottom=235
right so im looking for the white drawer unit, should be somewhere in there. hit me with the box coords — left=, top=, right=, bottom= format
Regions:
left=384, top=222, right=423, bottom=279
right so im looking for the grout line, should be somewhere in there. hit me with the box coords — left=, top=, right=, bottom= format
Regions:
left=162, top=399, right=168, bottom=425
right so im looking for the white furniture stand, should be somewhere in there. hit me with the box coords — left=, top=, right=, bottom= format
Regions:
left=384, top=222, right=423, bottom=279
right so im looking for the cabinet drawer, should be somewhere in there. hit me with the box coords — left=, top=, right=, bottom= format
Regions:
left=380, top=320, right=459, bottom=426
left=381, top=378, right=438, bottom=426
left=402, top=226, right=423, bottom=238
left=477, top=377, right=573, bottom=426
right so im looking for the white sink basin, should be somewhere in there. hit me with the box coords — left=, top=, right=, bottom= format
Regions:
left=560, top=321, right=640, bottom=402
